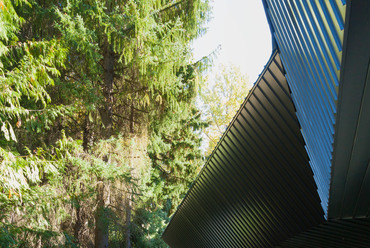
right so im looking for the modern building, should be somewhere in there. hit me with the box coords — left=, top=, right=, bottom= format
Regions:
left=162, top=0, right=370, bottom=247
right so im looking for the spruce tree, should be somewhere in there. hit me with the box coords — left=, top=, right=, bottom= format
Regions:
left=0, top=0, right=210, bottom=247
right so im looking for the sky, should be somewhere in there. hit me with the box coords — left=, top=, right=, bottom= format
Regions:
left=192, top=0, right=272, bottom=84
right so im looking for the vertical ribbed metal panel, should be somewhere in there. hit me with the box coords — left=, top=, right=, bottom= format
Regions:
left=162, top=51, right=325, bottom=248
left=329, top=0, right=370, bottom=219
left=263, top=0, right=346, bottom=216
left=162, top=2, right=370, bottom=247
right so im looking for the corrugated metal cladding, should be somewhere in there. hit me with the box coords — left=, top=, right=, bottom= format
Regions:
left=263, top=0, right=347, bottom=216
left=328, top=0, right=370, bottom=220
left=162, top=51, right=325, bottom=248
left=278, top=219, right=370, bottom=248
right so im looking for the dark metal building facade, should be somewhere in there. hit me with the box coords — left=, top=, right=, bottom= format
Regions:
left=162, top=0, right=370, bottom=247
left=263, top=0, right=346, bottom=215
left=162, top=51, right=324, bottom=247
left=328, top=0, right=370, bottom=220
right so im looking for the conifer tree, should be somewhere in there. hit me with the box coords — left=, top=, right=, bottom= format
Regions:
left=1, top=0, right=210, bottom=247
left=53, top=1, right=209, bottom=246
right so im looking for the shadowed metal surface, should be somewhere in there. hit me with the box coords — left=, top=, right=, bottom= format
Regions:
left=162, top=1, right=370, bottom=247
left=263, top=0, right=347, bottom=216
left=279, top=219, right=370, bottom=248
left=162, top=51, right=325, bottom=248
left=329, top=0, right=370, bottom=220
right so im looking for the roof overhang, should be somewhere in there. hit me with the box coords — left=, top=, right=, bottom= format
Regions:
left=329, top=0, right=370, bottom=219
left=162, top=0, right=370, bottom=246
left=162, top=51, right=325, bottom=247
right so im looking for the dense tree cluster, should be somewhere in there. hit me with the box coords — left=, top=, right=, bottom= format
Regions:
left=0, top=0, right=210, bottom=247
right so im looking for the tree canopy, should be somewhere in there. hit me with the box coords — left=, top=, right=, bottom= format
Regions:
left=200, top=63, right=250, bottom=155
left=0, top=0, right=210, bottom=247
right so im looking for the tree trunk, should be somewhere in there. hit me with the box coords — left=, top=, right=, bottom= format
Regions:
left=95, top=40, right=114, bottom=247
left=74, top=201, right=83, bottom=243
left=125, top=141, right=135, bottom=247
left=95, top=182, right=109, bottom=248
left=125, top=195, right=132, bottom=248
left=130, top=104, right=134, bottom=133
left=83, top=113, right=94, bottom=152
left=99, top=42, right=115, bottom=139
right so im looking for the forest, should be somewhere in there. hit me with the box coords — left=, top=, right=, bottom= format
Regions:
left=0, top=0, right=211, bottom=247
left=0, top=0, right=250, bottom=247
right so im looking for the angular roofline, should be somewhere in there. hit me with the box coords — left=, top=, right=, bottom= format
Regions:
left=161, top=49, right=280, bottom=239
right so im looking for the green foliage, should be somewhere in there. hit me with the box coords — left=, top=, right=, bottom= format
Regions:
left=200, top=64, right=251, bottom=155
left=51, top=0, right=210, bottom=131
left=148, top=106, right=206, bottom=209
left=0, top=0, right=68, bottom=149
left=0, top=133, right=133, bottom=247
left=131, top=207, right=169, bottom=248
left=0, top=0, right=211, bottom=247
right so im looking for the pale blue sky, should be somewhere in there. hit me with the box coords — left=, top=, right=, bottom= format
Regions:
left=192, top=0, right=272, bottom=83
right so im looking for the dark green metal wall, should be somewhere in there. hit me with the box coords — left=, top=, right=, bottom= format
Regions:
left=162, top=51, right=325, bottom=248
left=162, top=1, right=370, bottom=247
left=263, top=0, right=346, bottom=216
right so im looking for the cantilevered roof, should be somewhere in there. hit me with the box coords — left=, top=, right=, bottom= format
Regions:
left=262, top=0, right=346, bottom=215
left=162, top=51, right=325, bottom=247
left=279, top=219, right=370, bottom=248
left=329, top=0, right=370, bottom=219
left=162, top=0, right=370, bottom=247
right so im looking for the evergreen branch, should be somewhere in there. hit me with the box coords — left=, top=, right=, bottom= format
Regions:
left=109, top=185, right=143, bottom=196
left=130, top=86, right=148, bottom=94
left=167, top=173, right=193, bottom=184
left=153, top=161, right=169, bottom=175
left=64, top=74, right=81, bottom=82
left=156, top=0, right=186, bottom=15
left=112, top=113, right=141, bottom=124
left=117, top=102, right=149, bottom=114
left=66, top=113, right=81, bottom=126
left=152, top=160, right=193, bottom=184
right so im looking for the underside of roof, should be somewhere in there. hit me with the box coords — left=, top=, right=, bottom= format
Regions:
left=279, top=219, right=370, bottom=248
left=162, top=51, right=325, bottom=248
left=162, top=0, right=370, bottom=247
left=329, top=0, right=370, bottom=219
left=263, top=0, right=346, bottom=215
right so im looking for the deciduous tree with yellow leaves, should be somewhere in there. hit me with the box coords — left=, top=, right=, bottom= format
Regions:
left=201, top=64, right=251, bottom=156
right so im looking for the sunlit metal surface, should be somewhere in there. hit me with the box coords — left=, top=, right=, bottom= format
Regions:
left=162, top=1, right=370, bottom=247
left=263, top=0, right=346, bottom=216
